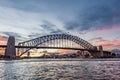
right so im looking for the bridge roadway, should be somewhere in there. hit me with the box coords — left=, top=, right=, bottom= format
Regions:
left=0, top=45, right=110, bottom=53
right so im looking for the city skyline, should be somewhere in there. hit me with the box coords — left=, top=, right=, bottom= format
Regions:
left=0, top=0, right=120, bottom=50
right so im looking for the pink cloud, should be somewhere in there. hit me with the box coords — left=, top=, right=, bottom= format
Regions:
left=93, top=26, right=120, bottom=33
left=89, top=37, right=107, bottom=42
left=89, top=37, right=120, bottom=50
left=0, top=36, right=8, bottom=41
left=100, top=43, right=114, bottom=47
left=99, top=39, right=120, bottom=47
left=0, top=36, right=8, bottom=45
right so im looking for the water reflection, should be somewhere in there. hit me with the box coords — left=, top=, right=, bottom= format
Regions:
left=0, top=59, right=120, bottom=80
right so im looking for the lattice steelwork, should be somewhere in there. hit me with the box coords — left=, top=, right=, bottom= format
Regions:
left=18, top=33, right=95, bottom=56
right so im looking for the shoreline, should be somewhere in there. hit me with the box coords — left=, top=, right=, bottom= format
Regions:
left=0, top=58, right=120, bottom=61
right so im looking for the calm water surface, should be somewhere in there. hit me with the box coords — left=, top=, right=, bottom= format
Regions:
left=0, top=58, right=120, bottom=80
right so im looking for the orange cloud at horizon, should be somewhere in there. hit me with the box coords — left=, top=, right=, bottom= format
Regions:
left=0, top=41, right=7, bottom=45
left=0, top=36, right=8, bottom=55
left=57, top=49, right=75, bottom=54
left=0, top=36, right=8, bottom=45
left=0, top=48, right=5, bottom=55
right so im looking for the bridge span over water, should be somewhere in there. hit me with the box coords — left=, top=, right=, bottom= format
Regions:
left=0, top=33, right=111, bottom=58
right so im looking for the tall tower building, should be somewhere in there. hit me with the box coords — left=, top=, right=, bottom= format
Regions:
left=5, top=36, right=16, bottom=57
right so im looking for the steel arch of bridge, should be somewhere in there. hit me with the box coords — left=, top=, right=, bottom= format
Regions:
left=18, top=33, right=96, bottom=56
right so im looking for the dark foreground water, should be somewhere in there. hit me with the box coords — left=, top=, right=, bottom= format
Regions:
left=0, top=58, right=120, bottom=80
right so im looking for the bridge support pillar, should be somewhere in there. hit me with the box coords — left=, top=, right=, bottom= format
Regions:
left=99, top=46, right=103, bottom=57
left=5, top=36, right=16, bottom=58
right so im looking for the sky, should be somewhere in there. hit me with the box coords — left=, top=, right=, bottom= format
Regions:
left=0, top=0, right=120, bottom=51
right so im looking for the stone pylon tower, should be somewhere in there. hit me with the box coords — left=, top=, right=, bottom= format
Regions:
left=5, top=36, right=16, bottom=57
left=99, top=45, right=103, bottom=57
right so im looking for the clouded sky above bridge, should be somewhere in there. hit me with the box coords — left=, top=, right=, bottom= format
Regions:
left=0, top=0, right=120, bottom=50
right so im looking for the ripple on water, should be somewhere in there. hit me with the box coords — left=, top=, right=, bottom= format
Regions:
left=0, top=59, right=120, bottom=80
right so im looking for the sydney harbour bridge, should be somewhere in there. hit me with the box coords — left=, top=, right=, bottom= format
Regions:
left=0, top=33, right=112, bottom=58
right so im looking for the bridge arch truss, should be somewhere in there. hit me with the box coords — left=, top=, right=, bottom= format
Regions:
left=18, top=33, right=96, bottom=56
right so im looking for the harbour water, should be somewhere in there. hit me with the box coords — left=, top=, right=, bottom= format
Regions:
left=0, top=58, right=120, bottom=80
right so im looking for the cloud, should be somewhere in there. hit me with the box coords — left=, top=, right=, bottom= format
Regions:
left=0, top=35, right=8, bottom=41
left=3, top=32, right=21, bottom=38
left=89, top=37, right=107, bottom=42
left=89, top=37, right=120, bottom=50
left=50, top=29, right=63, bottom=34
left=100, top=39, right=120, bottom=47
left=40, top=20, right=57, bottom=33
left=40, top=20, right=64, bottom=34
left=1, top=32, right=25, bottom=41
left=64, top=0, right=120, bottom=32
left=57, top=49, right=74, bottom=54
left=101, top=43, right=114, bottom=47
left=0, top=35, right=8, bottom=45
left=0, top=0, right=119, bottom=51
left=0, top=5, right=65, bottom=42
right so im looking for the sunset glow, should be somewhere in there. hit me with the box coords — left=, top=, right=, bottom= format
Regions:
left=0, top=1, right=120, bottom=80
left=0, top=0, right=120, bottom=56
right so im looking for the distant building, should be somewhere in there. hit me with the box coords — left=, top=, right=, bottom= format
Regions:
left=111, top=49, right=120, bottom=58
left=111, top=49, right=120, bottom=54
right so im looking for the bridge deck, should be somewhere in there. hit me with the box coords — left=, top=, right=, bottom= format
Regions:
left=0, top=45, right=110, bottom=53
